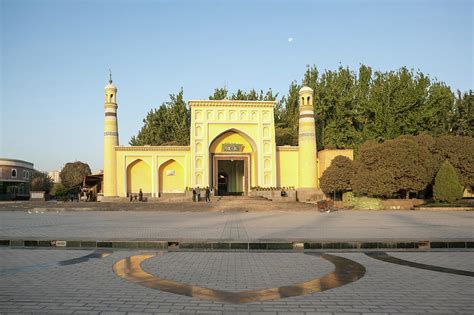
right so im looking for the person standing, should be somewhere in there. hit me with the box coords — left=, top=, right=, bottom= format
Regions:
left=205, top=187, right=211, bottom=203
left=192, top=188, right=197, bottom=202
left=139, top=189, right=143, bottom=201
left=197, top=187, right=201, bottom=202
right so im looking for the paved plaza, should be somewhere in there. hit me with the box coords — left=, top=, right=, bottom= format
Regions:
left=1, top=204, right=473, bottom=314
left=0, top=207, right=473, bottom=242
left=1, top=248, right=473, bottom=314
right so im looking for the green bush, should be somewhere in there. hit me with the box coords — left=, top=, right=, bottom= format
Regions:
left=433, top=161, right=464, bottom=203
left=320, top=156, right=355, bottom=196
left=52, top=183, right=68, bottom=198
left=343, top=192, right=383, bottom=210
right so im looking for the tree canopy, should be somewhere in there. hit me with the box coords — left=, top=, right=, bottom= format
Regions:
left=352, top=138, right=436, bottom=198
left=130, top=87, right=277, bottom=146
left=319, top=156, right=355, bottom=195
left=60, top=161, right=91, bottom=189
left=30, top=171, right=54, bottom=193
left=130, top=65, right=472, bottom=153
left=130, top=89, right=190, bottom=146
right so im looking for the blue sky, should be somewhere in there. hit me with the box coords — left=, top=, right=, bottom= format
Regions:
left=1, top=0, right=472, bottom=172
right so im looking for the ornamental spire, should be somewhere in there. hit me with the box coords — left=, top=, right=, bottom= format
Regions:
left=109, top=69, right=112, bottom=84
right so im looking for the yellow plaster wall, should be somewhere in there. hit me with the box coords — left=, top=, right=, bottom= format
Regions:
left=159, top=160, right=185, bottom=193
left=276, top=148, right=299, bottom=188
left=317, top=149, right=354, bottom=184
left=126, top=159, right=152, bottom=195
left=114, top=148, right=190, bottom=197
left=189, top=100, right=277, bottom=188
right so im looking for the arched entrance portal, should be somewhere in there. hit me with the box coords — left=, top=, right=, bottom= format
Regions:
left=209, top=129, right=257, bottom=196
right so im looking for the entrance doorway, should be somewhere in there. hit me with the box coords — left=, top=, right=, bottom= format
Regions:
left=212, top=156, right=249, bottom=196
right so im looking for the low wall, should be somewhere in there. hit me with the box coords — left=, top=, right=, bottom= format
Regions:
left=30, top=191, right=44, bottom=201
left=382, top=199, right=425, bottom=210
left=249, top=190, right=297, bottom=202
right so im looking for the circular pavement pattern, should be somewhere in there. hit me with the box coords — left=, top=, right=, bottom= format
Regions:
left=113, top=252, right=366, bottom=304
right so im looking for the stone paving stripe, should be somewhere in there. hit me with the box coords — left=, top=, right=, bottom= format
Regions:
left=365, top=251, right=474, bottom=277
left=113, top=252, right=365, bottom=304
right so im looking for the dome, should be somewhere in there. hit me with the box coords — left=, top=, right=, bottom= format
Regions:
left=105, top=82, right=117, bottom=90
left=299, top=86, right=313, bottom=94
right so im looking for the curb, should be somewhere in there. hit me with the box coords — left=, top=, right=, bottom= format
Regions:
left=1, top=239, right=473, bottom=251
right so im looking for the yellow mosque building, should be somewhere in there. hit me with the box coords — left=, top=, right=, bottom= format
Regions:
left=102, top=77, right=352, bottom=202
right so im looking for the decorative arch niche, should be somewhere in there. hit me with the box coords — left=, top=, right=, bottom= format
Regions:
left=158, top=159, right=184, bottom=194
left=126, top=159, right=151, bottom=196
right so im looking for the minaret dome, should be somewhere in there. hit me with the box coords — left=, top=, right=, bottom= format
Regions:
left=104, top=70, right=117, bottom=103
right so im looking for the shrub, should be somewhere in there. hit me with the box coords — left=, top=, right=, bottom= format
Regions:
left=433, top=161, right=464, bottom=203
left=51, top=183, right=68, bottom=197
left=320, top=156, right=354, bottom=196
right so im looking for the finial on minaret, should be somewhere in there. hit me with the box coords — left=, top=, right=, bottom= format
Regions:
left=109, top=69, right=112, bottom=84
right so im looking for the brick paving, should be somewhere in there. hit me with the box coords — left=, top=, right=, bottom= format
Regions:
left=0, top=210, right=473, bottom=241
left=1, top=204, right=473, bottom=314
left=0, top=248, right=473, bottom=314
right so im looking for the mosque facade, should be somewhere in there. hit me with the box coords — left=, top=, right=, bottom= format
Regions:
left=102, top=77, right=352, bottom=201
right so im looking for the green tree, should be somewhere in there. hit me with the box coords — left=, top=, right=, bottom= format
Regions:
left=352, top=138, right=435, bottom=198
left=130, top=89, right=190, bottom=146
left=320, top=156, right=355, bottom=197
left=432, top=135, right=474, bottom=189
left=209, top=87, right=228, bottom=100
left=60, top=161, right=91, bottom=189
left=51, top=183, right=68, bottom=199
left=287, top=64, right=460, bottom=151
left=433, top=161, right=464, bottom=203
left=449, top=90, right=473, bottom=137
left=30, top=171, right=54, bottom=193
left=275, top=82, right=300, bottom=146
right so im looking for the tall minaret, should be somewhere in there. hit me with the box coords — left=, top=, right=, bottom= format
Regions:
left=297, top=86, right=318, bottom=200
left=103, top=70, right=118, bottom=197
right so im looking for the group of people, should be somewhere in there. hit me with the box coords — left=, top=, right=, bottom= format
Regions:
left=129, top=188, right=145, bottom=202
left=192, top=187, right=211, bottom=203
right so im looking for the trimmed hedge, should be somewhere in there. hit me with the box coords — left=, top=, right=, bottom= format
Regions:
left=433, top=161, right=464, bottom=203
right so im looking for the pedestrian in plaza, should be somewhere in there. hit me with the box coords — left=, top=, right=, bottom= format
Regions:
left=197, top=187, right=201, bottom=202
left=205, top=187, right=211, bottom=203
left=192, top=188, right=197, bottom=202
left=139, top=188, right=143, bottom=201
left=129, top=194, right=133, bottom=202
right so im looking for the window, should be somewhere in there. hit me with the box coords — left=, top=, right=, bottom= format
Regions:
left=110, top=94, right=113, bottom=102
left=307, top=96, right=310, bottom=104
left=11, top=169, right=17, bottom=178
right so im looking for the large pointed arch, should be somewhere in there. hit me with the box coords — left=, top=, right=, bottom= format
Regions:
left=208, top=128, right=258, bottom=196
left=208, top=128, right=258, bottom=153
left=126, top=159, right=152, bottom=196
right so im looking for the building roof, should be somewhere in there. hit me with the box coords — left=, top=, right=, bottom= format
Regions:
left=299, top=86, right=313, bottom=94
left=0, top=158, right=34, bottom=168
left=188, top=99, right=275, bottom=107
